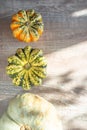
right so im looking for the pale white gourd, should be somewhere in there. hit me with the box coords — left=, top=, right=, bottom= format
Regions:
left=0, top=93, right=63, bottom=130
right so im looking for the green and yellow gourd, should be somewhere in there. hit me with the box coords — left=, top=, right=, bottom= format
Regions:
left=10, top=9, right=44, bottom=42
left=0, top=93, right=63, bottom=130
left=6, top=46, right=47, bottom=90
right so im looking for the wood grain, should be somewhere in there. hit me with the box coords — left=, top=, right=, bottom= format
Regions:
left=0, top=0, right=87, bottom=130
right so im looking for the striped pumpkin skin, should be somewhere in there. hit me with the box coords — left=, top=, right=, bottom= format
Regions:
left=6, top=46, right=47, bottom=90
left=10, top=9, right=44, bottom=42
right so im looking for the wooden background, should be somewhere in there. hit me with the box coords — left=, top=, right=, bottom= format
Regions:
left=0, top=0, right=87, bottom=130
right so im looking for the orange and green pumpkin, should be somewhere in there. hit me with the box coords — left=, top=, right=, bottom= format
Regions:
left=10, top=9, right=44, bottom=42
left=6, top=46, right=47, bottom=90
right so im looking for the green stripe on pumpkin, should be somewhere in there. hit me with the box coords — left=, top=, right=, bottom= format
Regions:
left=23, top=46, right=32, bottom=61
left=29, top=49, right=43, bottom=63
left=7, top=55, right=24, bottom=66
left=31, top=57, right=47, bottom=67
left=29, top=69, right=42, bottom=86
left=33, top=67, right=46, bottom=78
left=16, top=48, right=26, bottom=62
left=6, top=65, right=23, bottom=75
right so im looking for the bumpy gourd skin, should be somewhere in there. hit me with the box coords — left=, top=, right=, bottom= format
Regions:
left=10, top=9, right=44, bottom=42
left=0, top=93, right=63, bottom=130
left=6, top=46, right=47, bottom=90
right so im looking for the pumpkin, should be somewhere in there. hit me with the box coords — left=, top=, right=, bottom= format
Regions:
left=6, top=46, right=47, bottom=90
left=10, top=9, right=44, bottom=42
left=0, top=93, right=63, bottom=130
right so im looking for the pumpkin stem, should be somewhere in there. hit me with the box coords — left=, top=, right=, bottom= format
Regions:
left=24, top=63, right=31, bottom=70
left=20, top=125, right=31, bottom=130
left=25, top=21, right=30, bottom=26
